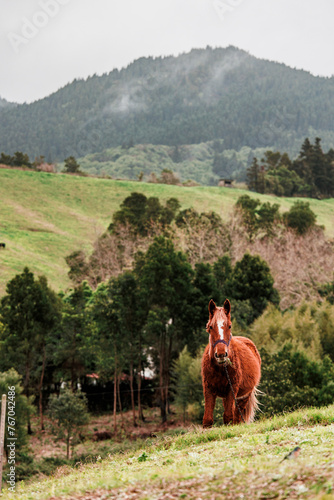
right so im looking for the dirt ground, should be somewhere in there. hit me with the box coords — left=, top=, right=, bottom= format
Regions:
left=30, top=407, right=186, bottom=461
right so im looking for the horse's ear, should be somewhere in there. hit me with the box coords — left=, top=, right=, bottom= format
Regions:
left=208, top=299, right=216, bottom=318
left=223, top=299, right=231, bottom=316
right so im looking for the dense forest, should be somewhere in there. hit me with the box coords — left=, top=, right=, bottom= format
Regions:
left=247, top=138, right=334, bottom=198
left=1, top=46, right=334, bottom=167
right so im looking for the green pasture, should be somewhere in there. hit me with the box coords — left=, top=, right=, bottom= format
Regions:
left=1, top=168, right=334, bottom=296
left=2, top=405, right=334, bottom=499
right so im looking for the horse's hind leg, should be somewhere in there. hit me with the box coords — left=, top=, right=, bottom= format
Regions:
left=223, top=393, right=250, bottom=424
left=243, top=389, right=260, bottom=423
left=234, top=394, right=251, bottom=423
left=234, top=390, right=259, bottom=423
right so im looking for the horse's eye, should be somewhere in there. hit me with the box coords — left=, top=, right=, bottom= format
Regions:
left=209, top=326, right=212, bottom=330
left=229, top=325, right=231, bottom=329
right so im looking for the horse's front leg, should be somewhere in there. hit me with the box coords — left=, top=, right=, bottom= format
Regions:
left=203, top=387, right=217, bottom=428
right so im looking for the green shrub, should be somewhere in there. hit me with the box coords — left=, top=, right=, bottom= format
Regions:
left=283, top=201, right=317, bottom=235
left=48, top=388, right=89, bottom=459
left=250, top=301, right=334, bottom=362
left=172, top=347, right=203, bottom=423
left=260, top=344, right=334, bottom=416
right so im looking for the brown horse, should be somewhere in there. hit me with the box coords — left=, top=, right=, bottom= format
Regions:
left=202, top=299, right=261, bottom=427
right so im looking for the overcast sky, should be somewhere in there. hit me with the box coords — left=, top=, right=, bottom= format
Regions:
left=1, top=0, right=334, bottom=104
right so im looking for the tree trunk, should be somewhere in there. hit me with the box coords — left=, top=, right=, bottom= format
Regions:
left=137, top=335, right=145, bottom=422
left=66, top=432, right=70, bottom=459
left=24, top=357, right=33, bottom=435
left=71, top=355, right=75, bottom=391
left=137, top=365, right=144, bottom=422
left=129, top=360, right=137, bottom=427
left=159, top=331, right=167, bottom=424
left=166, top=334, right=173, bottom=415
left=117, top=374, right=124, bottom=426
left=27, top=402, right=32, bottom=435
left=38, top=345, right=46, bottom=430
left=113, top=350, right=117, bottom=434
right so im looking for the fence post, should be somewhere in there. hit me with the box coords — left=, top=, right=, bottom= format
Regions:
left=0, top=394, right=6, bottom=493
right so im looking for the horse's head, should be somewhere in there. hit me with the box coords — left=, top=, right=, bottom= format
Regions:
left=206, top=299, right=232, bottom=364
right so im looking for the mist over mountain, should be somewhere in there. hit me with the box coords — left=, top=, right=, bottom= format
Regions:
left=1, top=46, right=334, bottom=163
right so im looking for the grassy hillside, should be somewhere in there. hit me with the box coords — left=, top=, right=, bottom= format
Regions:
left=1, top=168, right=334, bottom=296
left=3, top=405, right=334, bottom=499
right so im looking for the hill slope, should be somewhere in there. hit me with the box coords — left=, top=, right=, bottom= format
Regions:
left=1, top=46, right=334, bottom=165
left=1, top=168, right=334, bottom=296
left=3, top=406, right=334, bottom=499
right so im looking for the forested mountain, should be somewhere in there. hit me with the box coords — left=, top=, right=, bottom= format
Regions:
left=0, top=97, right=15, bottom=109
left=1, top=46, right=334, bottom=163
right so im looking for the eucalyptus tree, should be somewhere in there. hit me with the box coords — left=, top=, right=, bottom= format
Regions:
left=90, top=280, right=126, bottom=432
left=51, top=281, right=93, bottom=392
left=134, top=237, right=194, bottom=423
left=107, top=272, right=147, bottom=425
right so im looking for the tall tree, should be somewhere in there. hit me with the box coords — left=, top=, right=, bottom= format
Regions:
left=311, top=137, right=334, bottom=196
left=135, top=237, right=194, bottom=423
left=246, top=157, right=265, bottom=193
left=106, top=272, right=146, bottom=425
left=35, top=275, right=62, bottom=430
left=0, top=268, right=61, bottom=432
left=90, top=281, right=125, bottom=433
left=293, top=138, right=316, bottom=196
left=51, top=282, right=93, bottom=391
left=228, top=253, right=280, bottom=323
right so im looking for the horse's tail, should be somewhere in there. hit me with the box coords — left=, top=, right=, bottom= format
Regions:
left=244, top=386, right=263, bottom=423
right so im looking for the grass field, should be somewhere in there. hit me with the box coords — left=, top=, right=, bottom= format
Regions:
left=1, top=168, right=334, bottom=296
left=3, top=405, right=334, bottom=499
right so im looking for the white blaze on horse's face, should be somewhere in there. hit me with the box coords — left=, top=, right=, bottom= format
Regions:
left=217, top=318, right=225, bottom=341
left=213, top=313, right=230, bottom=360
left=208, top=299, right=232, bottom=363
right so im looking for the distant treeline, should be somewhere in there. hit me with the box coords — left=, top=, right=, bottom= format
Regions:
left=0, top=151, right=32, bottom=168
left=247, top=137, right=334, bottom=198
left=2, top=136, right=334, bottom=198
